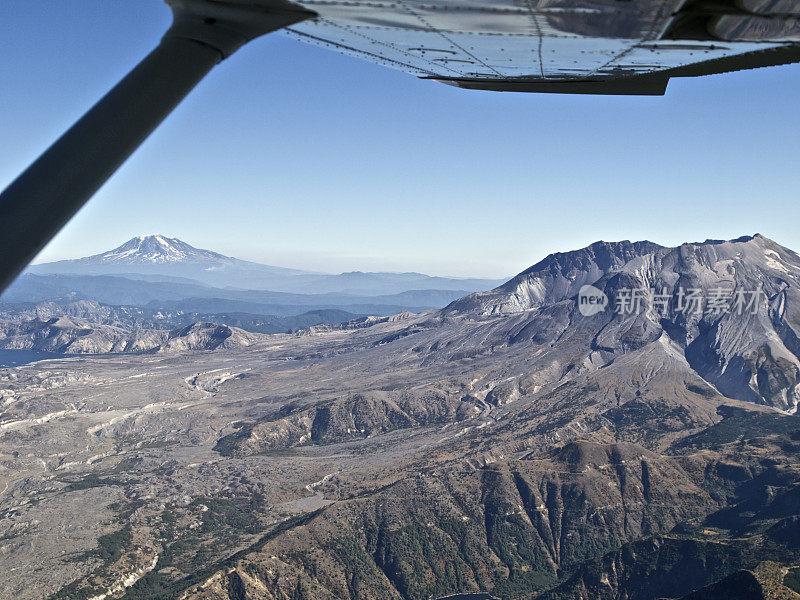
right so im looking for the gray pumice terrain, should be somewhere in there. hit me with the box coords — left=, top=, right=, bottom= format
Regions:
left=1, top=234, right=799, bottom=600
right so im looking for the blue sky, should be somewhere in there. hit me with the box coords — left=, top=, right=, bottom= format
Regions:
left=3, top=1, right=800, bottom=278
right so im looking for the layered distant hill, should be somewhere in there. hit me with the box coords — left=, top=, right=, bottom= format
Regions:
left=26, top=234, right=503, bottom=295
left=0, top=235, right=503, bottom=332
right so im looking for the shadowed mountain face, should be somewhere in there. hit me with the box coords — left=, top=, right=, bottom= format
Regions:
left=447, top=239, right=665, bottom=315
left=447, top=234, right=800, bottom=412
left=3, top=235, right=800, bottom=600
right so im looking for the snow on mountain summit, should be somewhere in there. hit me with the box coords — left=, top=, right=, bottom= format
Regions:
left=27, top=235, right=314, bottom=286
left=89, top=235, right=230, bottom=265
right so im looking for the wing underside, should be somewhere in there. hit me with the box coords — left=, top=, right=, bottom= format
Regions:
left=284, top=0, right=800, bottom=93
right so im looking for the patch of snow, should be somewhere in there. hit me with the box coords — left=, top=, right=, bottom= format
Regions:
left=764, top=249, right=792, bottom=274
left=91, top=235, right=226, bottom=265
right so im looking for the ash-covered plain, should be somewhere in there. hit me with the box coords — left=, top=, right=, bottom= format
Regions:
left=2, top=234, right=800, bottom=600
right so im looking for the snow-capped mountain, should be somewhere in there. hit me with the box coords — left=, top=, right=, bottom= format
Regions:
left=27, top=235, right=502, bottom=295
left=31, top=234, right=307, bottom=277
left=80, top=234, right=235, bottom=265
left=27, top=235, right=315, bottom=289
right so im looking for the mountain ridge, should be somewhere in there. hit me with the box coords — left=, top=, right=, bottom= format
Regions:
left=5, top=233, right=800, bottom=600
left=28, top=235, right=504, bottom=295
left=12, top=234, right=800, bottom=413
left=446, top=233, right=795, bottom=314
left=442, top=233, right=800, bottom=412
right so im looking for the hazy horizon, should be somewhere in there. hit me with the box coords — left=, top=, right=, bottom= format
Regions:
left=5, top=2, right=800, bottom=279
left=26, top=230, right=795, bottom=281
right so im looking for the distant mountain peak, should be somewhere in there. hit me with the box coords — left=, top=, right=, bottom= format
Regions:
left=96, top=235, right=229, bottom=265
left=24, top=236, right=504, bottom=295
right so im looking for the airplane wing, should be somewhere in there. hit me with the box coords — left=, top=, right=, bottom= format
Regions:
left=1, top=0, right=798, bottom=293
left=282, top=0, right=800, bottom=94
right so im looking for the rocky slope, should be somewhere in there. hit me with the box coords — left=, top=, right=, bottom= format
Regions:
left=4, top=234, right=800, bottom=600
left=447, top=239, right=664, bottom=315
left=214, top=388, right=483, bottom=455
left=446, top=234, right=800, bottom=412
left=173, top=235, right=800, bottom=600
left=0, top=317, right=264, bottom=354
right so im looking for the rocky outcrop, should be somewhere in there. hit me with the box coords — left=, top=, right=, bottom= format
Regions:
left=159, top=322, right=261, bottom=352
left=0, top=316, right=166, bottom=354
left=445, top=235, right=800, bottom=411
left=446, top=240, right=663, bottom=316
left=215, top=390, right=482, bottom=455
left=0, top=318, right=263, bottom=354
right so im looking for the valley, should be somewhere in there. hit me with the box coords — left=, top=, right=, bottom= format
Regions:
left=1, top=234, right=800, bottom=600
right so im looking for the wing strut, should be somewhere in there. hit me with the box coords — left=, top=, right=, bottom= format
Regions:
left=0, top=0, right=314, bottom=293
